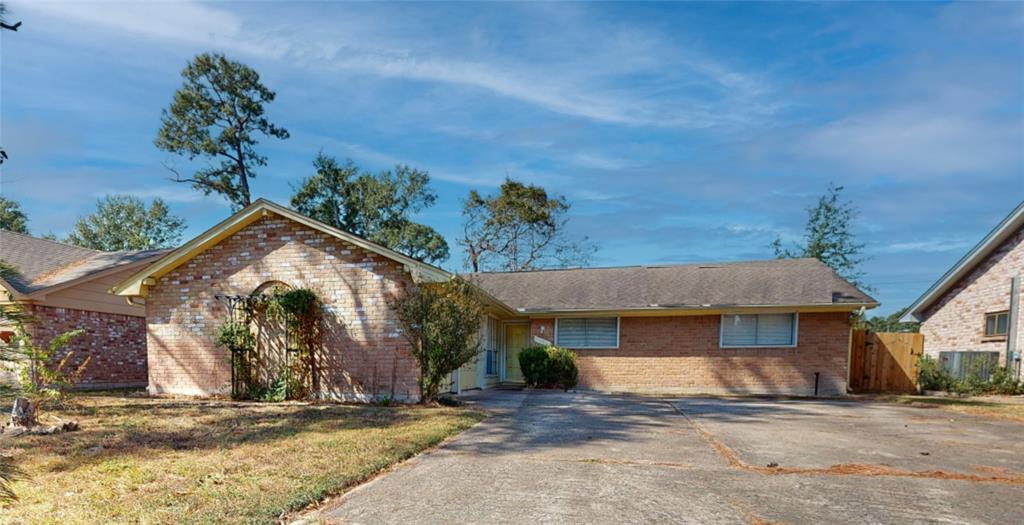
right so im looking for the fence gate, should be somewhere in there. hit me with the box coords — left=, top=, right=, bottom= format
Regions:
left=849, top=330, right=924, bottom=393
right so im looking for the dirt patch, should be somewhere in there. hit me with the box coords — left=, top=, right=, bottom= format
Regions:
left=669, top=401, right=1024, bottom=486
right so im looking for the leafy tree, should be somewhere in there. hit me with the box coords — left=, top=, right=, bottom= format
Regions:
left=290, top=154, right=449, bottom=264
left=389, top=277, right=485, bottom=403
left=156, top=52, right=289, bottom=210
left=772, top=183, right=867, bottom=287
left=462, top=179, right=595, bottom=272
left=0, top=196, right=28, bottom=234
left=67, top=195, right=185, bottom=251
left=856, top=307, right=919, bottom=333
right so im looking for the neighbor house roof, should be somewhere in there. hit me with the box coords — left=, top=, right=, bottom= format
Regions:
left=111, top=198, right=452, bottom=298
left=467, top=257, right=877, bottom=314
left=901, top=200, right=1024, bottom=323
left=0, top=230, right=168, bottom=298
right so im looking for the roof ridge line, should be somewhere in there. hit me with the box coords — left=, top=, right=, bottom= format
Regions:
left=467, top=257, right=811, bottom=275
left=0, top=229, right=101, bottom=254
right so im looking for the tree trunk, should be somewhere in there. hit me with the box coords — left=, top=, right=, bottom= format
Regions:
left=235, top=142, right=251, bottom=207
left=9, top=397, right=36, bottom=428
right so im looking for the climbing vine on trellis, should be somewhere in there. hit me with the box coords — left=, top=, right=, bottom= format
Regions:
left=215, top=287, right=323, bottom=400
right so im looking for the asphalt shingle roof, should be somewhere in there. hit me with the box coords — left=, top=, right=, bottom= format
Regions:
left=0, top=230, right=168, bottom=295
left=467, top=258, right=876, bottom=312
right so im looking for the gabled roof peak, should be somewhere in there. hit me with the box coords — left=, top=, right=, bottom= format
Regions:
left=902, top=200, right=1024, bottom=322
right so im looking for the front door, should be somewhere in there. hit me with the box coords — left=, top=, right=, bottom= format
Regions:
left=504, top=324, right=530, bottom=383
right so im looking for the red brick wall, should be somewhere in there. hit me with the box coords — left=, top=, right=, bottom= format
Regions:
left=25, top=305, right=148, bottom=388
left=920, top=225, right=1023, bottom=365
left=145, top=214, right=420, bottom=400
left=530, top=312, right=852, bottom=395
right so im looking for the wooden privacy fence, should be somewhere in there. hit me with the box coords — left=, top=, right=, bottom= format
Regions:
left=849, top=330, right=925, bottom=393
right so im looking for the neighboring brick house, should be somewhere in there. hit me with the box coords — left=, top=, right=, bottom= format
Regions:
left=114, top=199, right=876, bottom=399
left=902, top=201, right=1024, bottom=378
left=0, top=231, right=166, bottom=388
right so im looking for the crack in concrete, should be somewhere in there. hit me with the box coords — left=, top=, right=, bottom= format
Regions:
left=516, top=455, right=695, bottom=470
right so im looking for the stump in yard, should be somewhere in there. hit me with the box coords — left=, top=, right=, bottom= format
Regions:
left=9, top=397, right=36, bottom=429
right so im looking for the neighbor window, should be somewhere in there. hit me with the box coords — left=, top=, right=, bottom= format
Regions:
left=939, top=351, right=1000, bottom=380
left=556, top=317, right=619, bottom=348
left=720, top=313, right=797, bottom=347
left=984, top=311, right=1009, bottom=338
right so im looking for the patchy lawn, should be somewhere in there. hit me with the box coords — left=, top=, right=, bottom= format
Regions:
left=873, top=394, right=1024, bottom=422
left=0, top=393, right=484, bottom=524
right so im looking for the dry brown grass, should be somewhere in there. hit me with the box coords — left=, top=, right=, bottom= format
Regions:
left=879, top=395, right=1024, bottom=422
left=0, top=392, right=484, bottom=524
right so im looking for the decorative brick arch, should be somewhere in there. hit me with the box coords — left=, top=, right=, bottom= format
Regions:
left=253, top=280, right=291, bottom=296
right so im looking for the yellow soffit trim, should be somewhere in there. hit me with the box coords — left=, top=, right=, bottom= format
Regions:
left=112, top=199, right=450, bottom=297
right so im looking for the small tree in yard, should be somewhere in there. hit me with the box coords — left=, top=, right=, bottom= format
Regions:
left=1, top=302, right=85, bottom=405
left=390, top=277, right=485, bottom=403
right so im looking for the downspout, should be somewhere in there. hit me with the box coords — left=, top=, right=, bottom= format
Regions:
left=1007, top=276, right=1021, bottom=379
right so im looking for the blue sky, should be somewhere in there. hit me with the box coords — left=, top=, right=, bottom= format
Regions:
left=1, top=1, right=1022, bottom=316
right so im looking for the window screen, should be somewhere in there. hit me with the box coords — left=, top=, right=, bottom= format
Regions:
left=721, top=314, right=796, bottom=347
left=556, top=318, right=618, bottom=348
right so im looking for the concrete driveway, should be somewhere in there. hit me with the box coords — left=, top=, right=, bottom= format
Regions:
left=310, top=391, right=1024, bottom=524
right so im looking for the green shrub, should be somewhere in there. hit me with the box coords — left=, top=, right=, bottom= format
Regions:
left=518, top=346, right=550, bottom=387
left=518, top=345, right=578, bottom=391
left=546, top=346, right=579, bottom=391
left=988, top=366, right=1023, bottom=395
left=917, top=355, right=955, bottom=392
left=917, top=354, right=1022, bottom=395
left=215, top=321, right=254, bottom=353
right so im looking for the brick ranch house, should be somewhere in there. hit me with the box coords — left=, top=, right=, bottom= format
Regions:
left=902, top=200, right=1023, bottom=378
left=112, top=199, right=877, bottom=400
left=0, top=230, right=166, bottom=388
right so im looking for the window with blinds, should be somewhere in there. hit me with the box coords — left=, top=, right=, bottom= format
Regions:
left=720, top=313, right=797, bottom=347
left=555, top=317, right=619, bottom=348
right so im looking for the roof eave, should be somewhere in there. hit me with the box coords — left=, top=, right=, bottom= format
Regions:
left=0, top=278, right=27, bottom=302
left=902, top=200, right=1024, bottom=323
left=25, top=254, right=165, bottom=300
left=513, top=302, right=879, bottom=316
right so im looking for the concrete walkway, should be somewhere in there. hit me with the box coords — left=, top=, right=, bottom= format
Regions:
left=309, top=390, right=1024, bottom=524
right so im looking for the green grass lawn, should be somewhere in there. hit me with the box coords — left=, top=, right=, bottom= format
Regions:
left=0, top=393, right=484, bottom=524
left=879, top=394, right=1024, bottom=422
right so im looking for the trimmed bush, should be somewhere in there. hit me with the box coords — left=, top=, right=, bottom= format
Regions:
left=917, top=355, right=955, bottom=392
left=546, top=346, right=579, bottom=391
left=518, top=346, right=550, bottom=387
left=917, top=354, right=1023, bottom=395
left=518, top=345, right=579, bottom=391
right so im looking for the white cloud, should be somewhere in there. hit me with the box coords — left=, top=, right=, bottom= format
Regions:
left=570, top=153, right=634, bottom=171
left=799, top=107, right=1023, bottom=178
left=13, top=1, right=775, bottom=129
left=13, top=0, right=287, bottom=58
left=91, top=185, right=218, bottom=204
left=875, top=238, right=977, bottom=254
